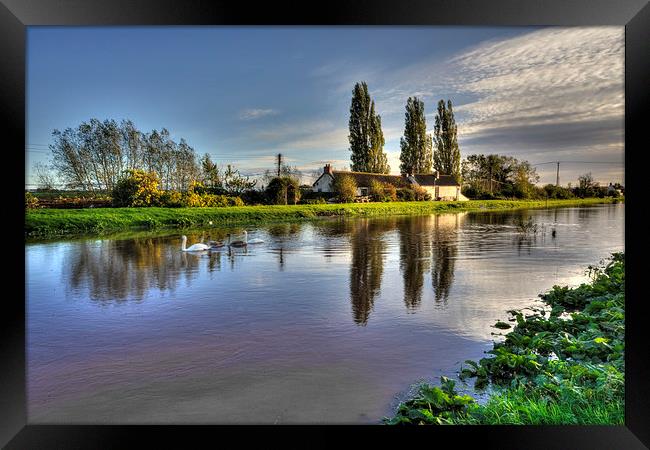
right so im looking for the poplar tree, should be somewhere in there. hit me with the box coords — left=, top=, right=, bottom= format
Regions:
left=368, top=102, right=390, bottom=174
left=399, top=97, right=433, bottom=175
left=433, top=99, right=462, bottom=182
left=349, top=82, right=389, bottom=173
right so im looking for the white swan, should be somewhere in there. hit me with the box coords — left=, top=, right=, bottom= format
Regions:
left=243, top=231, right=264, bottom=244
left=181, top=235, right=209, bottom=252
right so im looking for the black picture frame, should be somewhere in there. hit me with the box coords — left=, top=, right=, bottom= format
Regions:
left=3, top=0, right=648, bottom=447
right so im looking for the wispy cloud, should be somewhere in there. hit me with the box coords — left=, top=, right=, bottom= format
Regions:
left=238, top=108, right=280, bottom=120
left=447, top=27, right=625, bottom=183
left=250, top=120, right=349, bottom=152
left=449, top=27, right=624, bottom=145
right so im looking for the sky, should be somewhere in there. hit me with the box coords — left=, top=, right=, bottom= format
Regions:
left=26, top=26, right=625, bottom=187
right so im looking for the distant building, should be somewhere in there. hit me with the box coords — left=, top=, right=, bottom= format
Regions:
left=312, top=164, right=468, bottom=201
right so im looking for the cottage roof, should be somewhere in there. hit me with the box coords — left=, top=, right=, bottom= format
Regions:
left=412, top=174, right=437, bottom=186
left=331, top=171, right=412, bottom=188
left=435, top=174, right=460, bottom=186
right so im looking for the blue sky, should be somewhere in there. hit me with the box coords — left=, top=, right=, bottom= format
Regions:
left=26, top=26, right=624, bottom=187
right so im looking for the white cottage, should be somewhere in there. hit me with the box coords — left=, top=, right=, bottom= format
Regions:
left=312, top=164, right=468, bottom=201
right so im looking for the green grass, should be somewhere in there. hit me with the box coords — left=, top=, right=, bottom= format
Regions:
left=25, top=198, right=618, bottom=238
left=385, top=252, right=625, bottom=425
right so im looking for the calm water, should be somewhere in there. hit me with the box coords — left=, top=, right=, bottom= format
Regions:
left=26, top=204, right=624, bottom=424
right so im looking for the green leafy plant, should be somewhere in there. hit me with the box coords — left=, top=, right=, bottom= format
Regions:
left=386, top=253, right=625, bottom=425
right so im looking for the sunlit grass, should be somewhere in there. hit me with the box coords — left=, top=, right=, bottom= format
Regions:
left=25, top=198, right=617, bottom=238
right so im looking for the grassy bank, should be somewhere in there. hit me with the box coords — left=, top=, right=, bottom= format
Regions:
left=25, top=197, right=618, bottom=238
left=386, top=253, right=625, bottom=425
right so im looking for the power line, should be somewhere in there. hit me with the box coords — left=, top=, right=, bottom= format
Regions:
left=531, top=160, right=623, bottom=166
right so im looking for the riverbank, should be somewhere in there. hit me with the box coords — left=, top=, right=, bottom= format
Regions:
left=25, top=197, right=618, bottom=238
left=386, top=252, right=625, bottom=425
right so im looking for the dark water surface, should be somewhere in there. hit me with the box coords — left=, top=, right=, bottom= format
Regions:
left=26, top=204, right=624, bottom=423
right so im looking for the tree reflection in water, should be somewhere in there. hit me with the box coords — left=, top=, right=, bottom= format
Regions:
left=63, top=213, right=463, bottom=319
left=65, top=232, right=227, bottom=302
left=348, top=218, right=390, bottom=325
left=398, top=213, right=464, bottom=309
left=266, top=222, right=303, bottom=271
left=398, top=216, right=432, bottom=310
left=430, top=214, right=462, bottom=304
left=67, top=237, right=189, bottom=302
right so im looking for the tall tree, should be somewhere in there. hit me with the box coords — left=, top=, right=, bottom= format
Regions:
left=399, top=97, right=433, bottom=175
left=348, top=82, right=389, bottom=173
left=368, top=103, right=390, bottom=174
left=200, top=153, right=222, bottom=189
left=433, top=99, right=461, bottom=182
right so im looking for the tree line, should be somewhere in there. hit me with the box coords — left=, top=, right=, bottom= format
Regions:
left=348, top=81, right=461, bottom=181
left=38, top=118, right=254, bottom=194
left=346, top=82, right=622, bottom=201
left=461, top=155, right=619, bottom=200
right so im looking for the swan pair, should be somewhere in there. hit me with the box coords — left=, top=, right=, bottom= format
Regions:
left=181, top=231, right=263, bottom=252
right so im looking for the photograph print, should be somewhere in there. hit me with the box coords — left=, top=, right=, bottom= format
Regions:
left=25, top=25, right=625, bottom=426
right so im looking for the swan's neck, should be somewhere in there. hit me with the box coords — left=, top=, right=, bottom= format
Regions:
left=243, top=231, right=247, bottom=243
left=181, top=237, right=187, bottom=251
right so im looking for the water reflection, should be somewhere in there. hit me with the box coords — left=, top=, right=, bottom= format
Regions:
left=65, top=233, right=225, bottom=302
left=267, top=223, right=303, bottom=271
left=61, top=214, right=465, bottom=318
left=396, top=214, right=464, bottom=309
left=431, top=214, right=462, bottom=303
left=67, top=238, right=177, bottom=302
left=56, top=206, right=613, bottom=323
left=348, top=219, right=389, bottom=325
left=398, top=217, right=431, bottom=309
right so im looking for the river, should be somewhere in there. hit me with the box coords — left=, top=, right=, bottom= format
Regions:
left=25, top=203, right=624, bottom=423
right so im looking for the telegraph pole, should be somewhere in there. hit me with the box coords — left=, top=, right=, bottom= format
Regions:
left=277, top=153, right=282, bottom=177
left=556, top=161, right=560, bottom=187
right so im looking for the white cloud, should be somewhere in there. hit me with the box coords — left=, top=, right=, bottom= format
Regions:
left=238, top=108, right=280, bottom=120
left=450, top=27, right=624, bottom=138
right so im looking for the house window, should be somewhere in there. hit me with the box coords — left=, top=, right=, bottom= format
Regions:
left=360, top=187, right=368, bottom=196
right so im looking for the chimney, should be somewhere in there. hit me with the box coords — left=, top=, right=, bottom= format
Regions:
left=324, top=164, right=333, bottom=174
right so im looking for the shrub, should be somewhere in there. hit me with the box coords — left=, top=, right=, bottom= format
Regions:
left=240, top=189, right=266, bottom=205
left=25, top=192, right=39, bottom=209
left=462, top=185, right=482, bottom=200
left=541, top=184, right=573, bottom=199
left=383, top=182, right=398, bottom=202
left=332, top=174, right=357, bottom=203
left=112, top=169, right=162, bottom=207
left=413, top=185, right=432, bottom=201
left=159, top=190, right=185, bottom=207
left=369, top=179, right=385, bottom=201
left=228, top=196, right=245, bottom=207
left=265, top=176, right=301, bottom=205
left=397, top=188, right=415, bottom=202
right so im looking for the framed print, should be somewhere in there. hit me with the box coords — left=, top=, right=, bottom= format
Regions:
left=3, top=0, right=649, bottom=447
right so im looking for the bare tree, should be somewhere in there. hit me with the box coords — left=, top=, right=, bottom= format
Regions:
left=33, top=161, right=58, bottom=190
